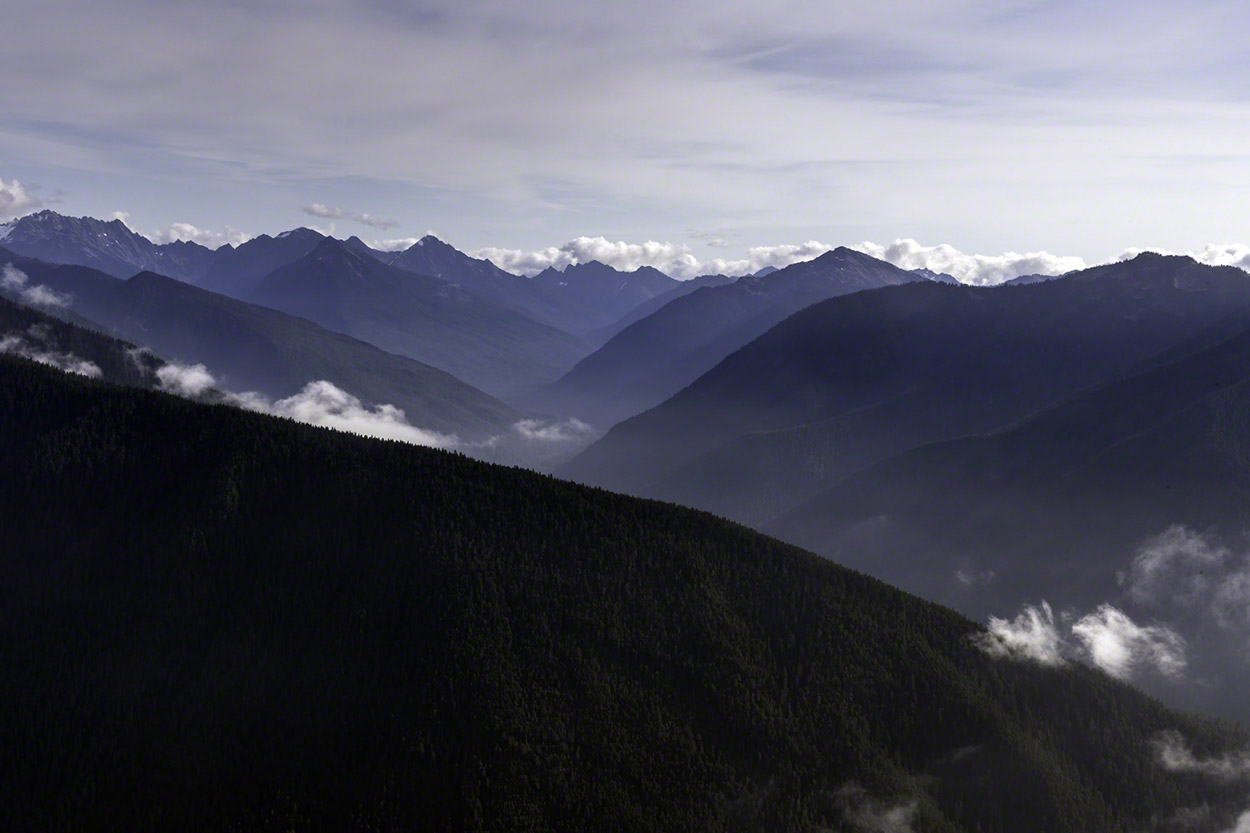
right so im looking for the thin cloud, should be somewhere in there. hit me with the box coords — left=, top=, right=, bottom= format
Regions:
left=303, top=204, right=398, bottom=231
left=0, top=332, right=102, bottom=377
left=1155, top=731, right=1250, bottom=781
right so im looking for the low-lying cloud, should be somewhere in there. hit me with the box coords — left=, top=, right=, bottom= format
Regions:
left=1156, top=731, right=1250, bottom=781
left=0, top=331, right=102, bottom=378
left=1, top=263, right=70, bottom=308
left=475, top=236, right=1090, bottom=284
left=302, top=203, right=398, bottom=230
left=152, top=359, right=458, bottom=448
left=976, top=600, right=1187, bottom=680
left=975, top=601, right=1066, bottom=667
left=1070, top=605, right=1187, bottom=680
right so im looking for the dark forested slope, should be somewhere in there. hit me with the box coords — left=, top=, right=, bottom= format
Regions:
left=1, top=357, right=1248, bottom=832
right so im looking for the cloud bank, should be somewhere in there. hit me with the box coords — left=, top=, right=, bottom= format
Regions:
left=476, top=236, right=1090, bottom=284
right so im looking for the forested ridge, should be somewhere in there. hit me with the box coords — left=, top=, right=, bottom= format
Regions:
left=2, top=355, right=1248, bottom=832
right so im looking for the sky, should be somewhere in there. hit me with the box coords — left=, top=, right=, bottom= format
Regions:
left=3, top=0, right=1250, bottom=282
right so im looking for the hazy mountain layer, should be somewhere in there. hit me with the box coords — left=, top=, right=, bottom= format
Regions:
left=564, top=254, right=1250, bottom=526
left=246, top=237, right=590, bottom=397
left=537, top=247, right=920, bottom=428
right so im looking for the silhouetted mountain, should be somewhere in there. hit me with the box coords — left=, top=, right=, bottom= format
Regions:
left=563, top=254, right=1250, bottom=526
left=767, top=303, right=1250, bottom=719
left=0, top=248, right=519, bottom=442
left=247, top=237, right=589, bottom=396
left=0, top=210, right=216, bottom=280
left=537, top=247, right=921, bottom=428
left=195, top=227, right=326, bottom=298
left=752, top=265, right=779, bottom=278
left=3, top=355, right=1248, bottom=831
left=587, top=272, right=737, bottom=345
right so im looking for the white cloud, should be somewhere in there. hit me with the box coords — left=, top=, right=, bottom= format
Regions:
left=0, top=333, right=102, bottom=377
left=152, top=360, right=458, bottom=448
left=1071, top=605, right=1187, bottom=680
left=1, top=263, right=71, bottom=308
left=977, top=600, right=1187, bottom=680
left=0, top=177, right=41, bottom=220
left=974, top=602, right=1066, bottom=667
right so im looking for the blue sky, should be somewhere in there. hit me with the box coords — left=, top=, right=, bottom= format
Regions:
left=3, top=0, right=1250, bottom=280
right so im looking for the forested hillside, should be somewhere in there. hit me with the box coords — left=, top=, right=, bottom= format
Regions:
left=2, top=357, right=1248, bottom=832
